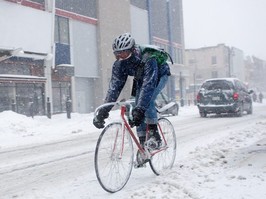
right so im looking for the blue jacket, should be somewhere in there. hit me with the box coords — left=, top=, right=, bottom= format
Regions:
left=105, top=47, right=170, bottom=111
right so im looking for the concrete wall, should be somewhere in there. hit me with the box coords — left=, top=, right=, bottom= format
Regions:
left=0, top=1, right=52, bottom=53
left=96, top=0, right=132, bottom=107
left=231, top=47, right=245, bottom=81
left=72, top=21, right=98, bottom=78
left=71, top=20, right=98, bottom=112
left=185, top=44, right=229, bottom=85
left=130, top=5, right=149, bottom=44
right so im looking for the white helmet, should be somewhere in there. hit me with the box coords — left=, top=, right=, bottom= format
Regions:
left=112, top=33, right=135, bottom=52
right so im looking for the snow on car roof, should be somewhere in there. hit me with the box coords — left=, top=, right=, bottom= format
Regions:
left=203, top=77, right=239, bottom=83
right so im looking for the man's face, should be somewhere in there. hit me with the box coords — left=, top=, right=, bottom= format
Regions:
left=114, top=50, right=132, bottom=61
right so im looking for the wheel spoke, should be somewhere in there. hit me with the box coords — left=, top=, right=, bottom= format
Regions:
left=95, top=123, right=134, bottom=193
left=149, top=118, right=176, bottom=175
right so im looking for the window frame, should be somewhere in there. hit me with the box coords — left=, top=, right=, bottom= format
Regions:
left=54, top=16, right=70, bottom=45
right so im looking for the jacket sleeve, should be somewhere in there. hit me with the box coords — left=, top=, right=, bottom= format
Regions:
left=136, top=58, right=158, bottom=111
left=104, top=61, right=128, bottom=104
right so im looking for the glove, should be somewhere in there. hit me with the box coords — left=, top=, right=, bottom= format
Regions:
left=93, top=108, right=109, bottom=129
left=131, top=107, right=145, bottom=127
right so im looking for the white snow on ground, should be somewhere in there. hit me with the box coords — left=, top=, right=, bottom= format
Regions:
left=0, top=102, right=266, bottom=198
left=127, top=124, right=266, bottom=199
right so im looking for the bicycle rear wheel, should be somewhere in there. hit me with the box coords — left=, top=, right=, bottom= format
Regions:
left=94, top=122, right=134, bottom=193
left=149, top=118, right=176, bottom=175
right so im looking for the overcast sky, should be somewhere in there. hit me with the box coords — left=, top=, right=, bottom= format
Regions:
left=182, top=0, right=266, bottom=60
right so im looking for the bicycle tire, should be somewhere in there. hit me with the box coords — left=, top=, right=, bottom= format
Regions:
left=94, top=122, right=134, bottom=193
left=149, top=118, right=176, bottom=175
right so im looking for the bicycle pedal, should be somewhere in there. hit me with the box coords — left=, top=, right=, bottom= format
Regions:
left=145, top=137, right=161, bottom=151
left=134, top=161, right=147, bottom=168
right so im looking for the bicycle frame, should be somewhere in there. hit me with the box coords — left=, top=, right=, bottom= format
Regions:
left=120, top=105, right=145, bottom=154
left=119, top=105, right=169, bottom=158
left=95, top=101, right=169, bottom=160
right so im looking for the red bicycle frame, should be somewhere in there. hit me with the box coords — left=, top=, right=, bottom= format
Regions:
left=119, top=105, right=168, bottom=157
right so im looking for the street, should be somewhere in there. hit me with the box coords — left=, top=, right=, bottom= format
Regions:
left=0, top=104, right=266, bottom=198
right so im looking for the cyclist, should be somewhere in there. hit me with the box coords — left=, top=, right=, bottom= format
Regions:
left=93, top=33, right=171, bottom=148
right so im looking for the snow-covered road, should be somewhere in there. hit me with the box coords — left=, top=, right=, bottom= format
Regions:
left=0, top=104, right=266, bottom=198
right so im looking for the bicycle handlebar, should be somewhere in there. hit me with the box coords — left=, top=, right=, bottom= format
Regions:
left=94, top=100, right=134, bottom=119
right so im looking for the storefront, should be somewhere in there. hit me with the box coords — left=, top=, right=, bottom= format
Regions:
left=0, top=75, right=46, bottom=116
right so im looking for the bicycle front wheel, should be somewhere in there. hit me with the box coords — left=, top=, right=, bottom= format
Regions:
left=149, top=118, right=176, bottom=175
left=94, top=122, right=134, bottom=193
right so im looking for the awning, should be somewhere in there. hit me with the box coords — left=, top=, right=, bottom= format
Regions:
left=0, top=74, right=46, bottom=83
left=0, top=48, right=20, bottom=62
left=0, top=47, right=52, bottom=62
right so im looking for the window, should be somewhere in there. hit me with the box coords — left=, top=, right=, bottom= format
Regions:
left=31, top=0, right=44, bottom=4
left=55, top=16, right=70, bottom=44
left=211, top=56, right=217, bottom=65
left=54, top=16, right=71, bottom=65
left=56, top=0, right=96, bottom=18
left=202, top=80, right=233, bottom=91
left=52, top=81, right=71, bottom=113
left=236, top=80, right=248, bottom=92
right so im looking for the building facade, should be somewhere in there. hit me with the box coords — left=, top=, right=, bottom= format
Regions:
left=0, top=0, right=52, bottom=115
left=185, top=44, right=245, bottom=103
left=247, top=56, right=266, bottom=92
left=0, top=0, right=185, bottom=115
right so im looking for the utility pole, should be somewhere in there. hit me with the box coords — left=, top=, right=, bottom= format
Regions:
left=166, top=0, right=175, bottom=100
left=193, top=73, right=196, bottom=105
left=180, top=72, right=184, bottom=106
left=147, top=0, right=152, bottom=44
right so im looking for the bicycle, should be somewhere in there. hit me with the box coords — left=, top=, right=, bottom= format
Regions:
left=94, top=101, right=177, bottom=193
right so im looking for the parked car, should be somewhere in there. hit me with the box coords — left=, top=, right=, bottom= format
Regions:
left=155, top=92, right=179, bottom=116
left=196, top=78, right=253, bottom=117
left=126, top=92, right=179, bottom=116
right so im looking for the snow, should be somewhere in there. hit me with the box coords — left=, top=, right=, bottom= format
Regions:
left=0, top=102, right=266, bottom=198
left=0, top=74, right=46, bottom=79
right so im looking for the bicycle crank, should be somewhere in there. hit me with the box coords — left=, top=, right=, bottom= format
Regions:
left=134, top=150, right=149, bottom=168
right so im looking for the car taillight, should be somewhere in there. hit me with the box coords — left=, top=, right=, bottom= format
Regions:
left=196, top=94, right=200, bottom=102
left=233, top=92, right=239, bottom=100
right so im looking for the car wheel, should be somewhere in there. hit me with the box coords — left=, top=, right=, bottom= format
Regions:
left=200, top=111, right=207, bottom=117
left=247, top=103, right=253, bottom=114
left=236, top=103, right=243, bottom=117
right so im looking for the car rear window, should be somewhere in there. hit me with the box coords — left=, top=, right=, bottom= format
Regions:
left=201, top=80, right=234, bottom=90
